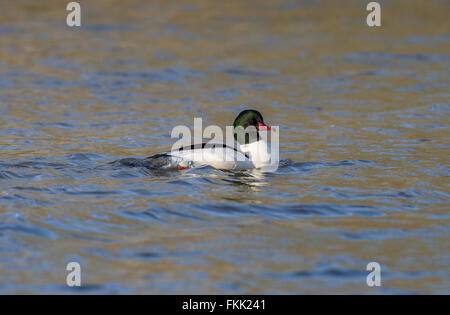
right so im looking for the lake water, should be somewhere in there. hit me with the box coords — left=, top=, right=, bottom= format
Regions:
left=0, top=0, right=449, bottom=294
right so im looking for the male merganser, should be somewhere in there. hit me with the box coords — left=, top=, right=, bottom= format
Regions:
left=118, top=109, right=273, bottom=171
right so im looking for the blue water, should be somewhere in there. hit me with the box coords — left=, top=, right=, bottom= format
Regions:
left=0, top=0, right=449, bottom=294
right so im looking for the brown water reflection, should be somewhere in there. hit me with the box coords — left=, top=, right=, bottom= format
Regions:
left=0, top=0, right=449, bottom=294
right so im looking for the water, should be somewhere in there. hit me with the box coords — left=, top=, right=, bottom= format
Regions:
left=0, top=0, right=449, bottom=294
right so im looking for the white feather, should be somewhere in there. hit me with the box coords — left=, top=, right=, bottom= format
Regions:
left=167, top=140, right=271, bottom=171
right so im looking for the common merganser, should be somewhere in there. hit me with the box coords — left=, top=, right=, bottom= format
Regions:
left=118, top=109, right=273, bottom=171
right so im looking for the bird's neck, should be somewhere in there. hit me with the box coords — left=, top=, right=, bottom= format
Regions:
left=240, top=140, right=271, bottom=168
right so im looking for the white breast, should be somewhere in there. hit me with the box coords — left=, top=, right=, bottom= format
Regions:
left=239, top=140, right=271, bottom=169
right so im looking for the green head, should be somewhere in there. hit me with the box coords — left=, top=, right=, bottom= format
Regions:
left=233, top=109, right=271, bottom=145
